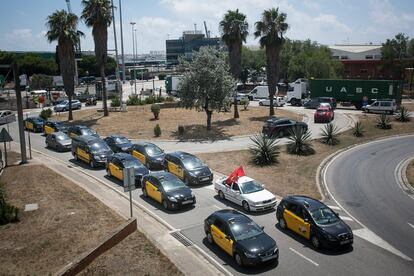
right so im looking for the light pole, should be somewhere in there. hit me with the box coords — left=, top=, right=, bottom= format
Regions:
left=119, top=0, right=126, bottom=82
left=110, top=0, right=122, bottom=104
left=130, top=22, right=137, bottom=95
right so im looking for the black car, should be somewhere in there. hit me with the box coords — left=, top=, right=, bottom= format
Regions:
left=303, top=97, right=337, bottom=109
left=24, top=117, right=45, bottom=132
left=142, top=171, right=196, bottom=210
left=262, top=117, right=308, bottom=138
left=43, top=120, right=68, bottom=135
left=204, top=209, right=278, bottom=267
left=164, top=151, right=213, bottom=185
left=45, top=131, right=72, bottom=152
left=106, top=153, right=149, bottom=187
left=104, top=135, right=133, bottom=153
left=130, top=142, right=165, bottom=170
left=276, top=195, right=353, bottom=249
left=71, top=135, right=113, bottom=168
left=67, top=125, right=99, bottom=139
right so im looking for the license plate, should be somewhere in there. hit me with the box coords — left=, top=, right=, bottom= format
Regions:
left=262, top=254, right=277, bottom=262
left=182, top=200, right=193, bottom=205
left=340, top=240, right=351, bottom=245
left=201, top=177, right=210, bottom=181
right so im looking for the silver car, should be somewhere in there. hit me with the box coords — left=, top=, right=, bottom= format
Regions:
left=45, top=132, right=72, bottom=152
left=54, top=100, right=82, bottom=112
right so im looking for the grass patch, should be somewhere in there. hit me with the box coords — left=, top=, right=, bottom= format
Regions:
left=407, top=159, right=414, bottom=188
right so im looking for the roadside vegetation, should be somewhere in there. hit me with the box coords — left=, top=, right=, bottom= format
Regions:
left=407, top=159, right=414, bottom=188
left=249, top=134, right=279, bottom=166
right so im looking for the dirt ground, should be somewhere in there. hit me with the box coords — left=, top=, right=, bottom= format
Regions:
left=53, top=105, right=302, bottom=141
left=0, top=156, right=181, bottom=275
left=407, top=159, right=414, bottom=188
left=198, top=114, right=414, bottom=199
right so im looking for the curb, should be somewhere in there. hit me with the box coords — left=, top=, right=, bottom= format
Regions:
left=395, top=156, right=414, bottom=200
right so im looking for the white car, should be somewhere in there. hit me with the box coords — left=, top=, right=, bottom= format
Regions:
left=214, top=176, right=277, bottom=212
left=0, top=110, right=15, bottom=125
left=258, top=96, right=286, bottom=107
left=363, top=100, right=397, bottom=114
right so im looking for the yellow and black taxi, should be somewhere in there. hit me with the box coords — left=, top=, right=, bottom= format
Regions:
left=71, top=135, right=113, bottom=168
left=130, top=142, right=165, bottom=170
left=164, top=151, right=213, bottom=185
left=103, top=135, right=133, bottom=153
left=204, top=209, right=278, bottom=267
left=43, top=120, right=68, bottom=135
left=276, top=195, right=353, bottom=249
left=67, top=125, right=99, bottom=139
left=141, top=171, right=196, bottom=210
left=24, top=116, right=45, bottom=132
left=106, top=152, right=149, bottom=187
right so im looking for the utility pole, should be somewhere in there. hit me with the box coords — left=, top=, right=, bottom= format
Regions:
left=130, top=22, right=137, bottom=94
left=110, top=0, right=122, bottom=104
left=12, top=63, right=27, bottom=164
left=119, top=0, right=126, bottom=83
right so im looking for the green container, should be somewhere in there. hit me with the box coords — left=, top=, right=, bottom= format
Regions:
left=309, top=79, right=402, bottom=109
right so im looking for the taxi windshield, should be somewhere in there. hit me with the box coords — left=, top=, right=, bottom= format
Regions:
left=182, top=156, right=204, bottom=170
left=90, top=142, right=110, bottom=154
left=240, top=180, right=263, bottom=194
left=160, top=174, right=186, bottom=192
left=310, top=207, right=340, bottom=225
left=56, top=134, right=69, bottom=141
left=81, top=128, right=97, bottom=136
left=230, top=220, right=263, bottom=241
left=115, top=137, right=130, bottom=144
left=145, top=145, right=163, bottom=156
left=123, top=158, right=142, bottom=168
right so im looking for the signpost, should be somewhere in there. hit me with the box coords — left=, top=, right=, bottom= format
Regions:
left=123, top=167, right=136, bottom=217
left=0, top=128, right=13, bottom=167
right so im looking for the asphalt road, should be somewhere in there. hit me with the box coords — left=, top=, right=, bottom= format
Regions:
left=325, top=135, right=414, bottom=261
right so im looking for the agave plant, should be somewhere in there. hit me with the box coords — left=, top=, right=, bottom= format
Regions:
left=287, top=126, right=315, bottom=156
left=395, top=105, right=411, bottom=122
left=352, top=121, right=364, bottom=137
left=320, top=123, right=340, bottom=145
left=376, top=114, right=392, bottom=129
left=249, top=134, right=279, bottom=166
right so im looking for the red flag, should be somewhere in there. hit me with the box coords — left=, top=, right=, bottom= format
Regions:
left=226, top=166, right=245, bottom=185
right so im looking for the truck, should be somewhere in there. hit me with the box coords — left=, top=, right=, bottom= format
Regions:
left=165, top=75, right=182, bottom=96
left=246, top=86, right=279, bottom=100
left=286, top=79, right=308, bottom=106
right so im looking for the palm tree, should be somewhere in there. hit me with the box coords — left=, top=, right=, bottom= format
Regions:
left=220, top=9, right=249, bottom=119
left=254, top=8, right=288, bottom=116
left=46, top=10, right=82, bottom=121
left=81, top=0, right=113, bottom=117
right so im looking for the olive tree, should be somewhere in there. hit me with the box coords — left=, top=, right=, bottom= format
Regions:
left=179, top=47, right=235, bottom=130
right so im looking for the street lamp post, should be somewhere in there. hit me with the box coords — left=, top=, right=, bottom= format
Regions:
left=130, top=22, right=137, bottom=95
left=119, top=0, right=126, bottom=83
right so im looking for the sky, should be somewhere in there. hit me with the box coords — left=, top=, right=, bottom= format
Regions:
left=0, top=0, right=413, bottom=54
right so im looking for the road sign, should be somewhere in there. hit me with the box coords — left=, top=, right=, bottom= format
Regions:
left=0, top=128, right=13, bottom=142
left=123, top=167, right=135, bottom=192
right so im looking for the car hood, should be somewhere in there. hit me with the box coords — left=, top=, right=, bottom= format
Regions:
left=165, top=186, right=193, bottom=198
left=238, top=232, right=277, bottom=254
left=149, top=153, right=165, bottom=162
left=320, top=220, right=351, bottom=237
left=93, top=150, right=113, bottom=157
left=242, top=189, right=275, bottom=204
left=59, top=139, right=72, bottom=146
left=118, top=142, right=133, bottom=150
left=133, top=166, right=149, bottom=176
left=189, top=166, right=211, bottom=177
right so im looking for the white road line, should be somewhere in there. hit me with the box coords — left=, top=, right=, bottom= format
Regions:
left=408, top=223, right=414, bottom=230
left=213, top=204, right=222, bottom=210
left=289, top=247, right=319, bottom=267
left=328, top=205, right=341, bottom=211
left=339, top=216, right=353, bottom=222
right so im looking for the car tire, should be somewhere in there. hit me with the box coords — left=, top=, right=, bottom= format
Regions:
left=279, top=217, right=287, bottom=230
left=206, top=231, right=214, bottom=244
left=142, top=187, right=148, bottom=197
left=311, top=235, right=320, bottom=249
left=235, top=253, right=243, bottom=267
left=218, top=190, right=225, bottom=200
left=259, top=102, right=263, bottom=106
left=242, top=201, right=250, bottom=212
left=162, top=199, right=169, bottom=210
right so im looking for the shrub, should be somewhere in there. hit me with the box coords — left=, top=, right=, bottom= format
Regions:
left=287, top=126, right=315, bottom=156
left=145, top=96, right=156, bottom=104
left=158, top=73, right=166, bottom=80
left=0, top=183, right=19, bottom=225
left=165, top=96, right=175, bottom=102
left=178, top=125, right=185, bottom=135
left=154, top=124, right=161, bottom=137
left=240, top=98, right=250, bottom=110
left=151, top=104, right=161, bottom=120
left=376, top=114, right=392, bottom=129
left=39, top=108, right=53, bottom=120
left=126, top=95, right=141, bottom=105
left=110, top=96, right=121, bottom=107
left=249, top=134, right=279, bottom=166
left=395, top=105, right=411, bottom=122
left=320, top=123, right=340, bottom=145
left=352, top=121, right=364, bottom=137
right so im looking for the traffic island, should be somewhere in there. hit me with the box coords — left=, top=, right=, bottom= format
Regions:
left=406, top=159, right=414, bottom=188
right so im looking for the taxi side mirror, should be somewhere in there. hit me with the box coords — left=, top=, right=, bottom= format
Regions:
left=304, top=218, right=309, bottom=223
left=261, top=226, right=265, bottom=230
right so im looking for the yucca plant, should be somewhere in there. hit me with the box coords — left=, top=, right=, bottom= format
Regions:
left=249, top=134, right=279, bottom=166
left=376, top=114, right=392, bottom=129
left=352, top=121, right=364, bottom=137
left=395, top=105, right=411, bottom=122
left=287, top=126, right=315, bottom=156
left=320, top=123, right=340, bottom=145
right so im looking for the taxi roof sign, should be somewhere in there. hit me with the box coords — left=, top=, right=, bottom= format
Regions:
left=0, top=128, right=13, bottom=142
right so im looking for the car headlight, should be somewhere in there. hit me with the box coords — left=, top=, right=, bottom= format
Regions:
left=168, top=196, right=178, bottom=202
left=94, top=156, right=101, bottom=160
left=244, top=251, right=257, bottom=258
left=321, top=231, right=336, bottom=240
left=122, top=147, right=129, bottom=151
left=191, top=191, right=195, bottom=197
left=188, top=172, right=197, bottom=177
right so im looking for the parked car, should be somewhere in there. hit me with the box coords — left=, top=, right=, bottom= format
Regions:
left=130, top=142, right=165, bottom=170
left=71, top=135, right=113, bottom=168
left=0, top=110, right=15, bottom=125
left=276, top=195, right=353, bottom=249
left=24, top=117, right=45, bottom=132
left=204, top=209, right=279, bottom=267
left=304, top=97, right=336, bottom=109
left=258, top=96, right=286, bottom=107
left=106, top=152, right=149, bottom=187
left=314, top=104, right=334, bottom=123
left=362, top=99, right=397, bottom=114
left=164, top=151, right=213, bottom=185
left=215, top=176, right=277, bottom=212
left=67, top=125, right=99, bottom=139
left=262, top=117, right=308, bottom=138
left=246, top=86, right=278, bottom=100
left=53, top=100, right=82, bottom=112
left=104, top=135, right=133, bottom=153
left=43, top=120, right=68, bottom=135
left=45, top=132, right=71, bottom=152
left=142, top=171, right=196, bottom=210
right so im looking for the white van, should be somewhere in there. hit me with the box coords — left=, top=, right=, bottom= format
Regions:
left=363, top=99, right=397, bottom=114
left=247, top=86, right=278, bottom=100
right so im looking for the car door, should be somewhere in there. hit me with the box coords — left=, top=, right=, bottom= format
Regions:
left=49, top=134, right=57, bottom=148
left=277, top=120, right=291, bottom=135
left=167, top=157, right=184, bottom=179
left=146, top=177, right=162, bottom=203
left=132, top=146, right=146, bottom=164
left=228, top=183, right=242, bottom=205
left=369, top=101, right=379, bottom=112
left=44, top=123, right=54, bottom=135
left=77, top=144, right=90, bottom=162
left=26, top=119, right=33, bottom=130
left=109, top=159, right=123, bottom=180
left=283, top=202, right=299, bottom=232
left=211, top=219, right=233, bottom=256
left=294, top=207, right=311, bottom=239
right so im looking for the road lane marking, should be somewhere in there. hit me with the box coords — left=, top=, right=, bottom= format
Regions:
left=339, top=216, right=353, bottom=221
left=289, top=247, right=319, bottom=267
left=213, top=204, right=222, bottom=210
left=408, top=223, right=414, bottom=230
left=328, top=205, right=341, bottom=211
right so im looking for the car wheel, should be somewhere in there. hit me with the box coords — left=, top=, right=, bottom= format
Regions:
left=142, top=187, right=148, bottom=197
left=235, top=253, right=243, bottom=267
left=311, top=236, right=320, bottom=249
left=162, top=199, right=169, bottom=210
left=279, top=217, right=287, bottom=230
left=206, top=231, right=214, bottom=244
left=259, top=102, right=263, bottom=106
left=242, top=201, right=250, bottom=212
left=218, top=190, right=225, bottom=200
